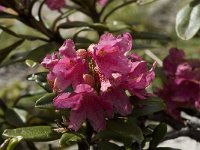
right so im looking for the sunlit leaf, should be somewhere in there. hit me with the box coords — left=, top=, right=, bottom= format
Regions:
left=176, top=2, right=200, bottom=40
left=3, top=126, right=61, bottom=141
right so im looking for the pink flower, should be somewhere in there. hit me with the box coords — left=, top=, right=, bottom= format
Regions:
left=101, top=87, right=132, bottom=116
left=42, top=40, right=87, bottom=92
left=163, top=48, right=185, bottom=76
left=90, top=32, right=132, bottom=78
left=98, top=0, right=108, bottom=6
left=0, top=5, right=5, bottom=11
left=45, top=0, right=65, bottom=10
left=157, top=48, right=200, bottom=119
left=53, top=84, right=112, bottom=132
left=124, top=59, right=156, bottom=99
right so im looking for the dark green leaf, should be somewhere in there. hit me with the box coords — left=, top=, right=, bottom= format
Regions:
left=132, top=97, right=165, bottom=117
left=3, top=126, right=61, bottom=141
left=26, top=42, right=59, bottom=63
left=5, top=108, right=28, bottom=127
left=98, top=141, right=124, bottom=150
left=0, top=39, right=24, bottom=63
left=59, top=133, right=83, bottom=146
left=94, top=118, right=144, bottom=146
left=35, top=93, right=56, bottom=109
left=150, top=123, right=167, bottom=149
left=176, top=2, right=200, bottom=40
left=27, top=72, right=52, bottom=92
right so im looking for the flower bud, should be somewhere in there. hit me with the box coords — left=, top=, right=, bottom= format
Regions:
left=76, top=49, right=87, bottom=59
left=83, top=74, right=95, bottom=87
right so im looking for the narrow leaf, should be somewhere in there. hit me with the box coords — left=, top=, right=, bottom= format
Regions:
left=35, top=93, right=56, bottom=109
left=0, top=39, right=24, bottom=63
left=3, top=126, right=61, bottom=141
left=150, top=123, right=167, bottom=149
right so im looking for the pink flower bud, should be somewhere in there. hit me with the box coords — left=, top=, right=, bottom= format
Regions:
left=83, top=74, right=95, bottom=87
left=76, top=49, right=87, bottom=59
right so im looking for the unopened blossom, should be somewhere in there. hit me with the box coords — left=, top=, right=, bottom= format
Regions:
left=157, top=48, right=200, bottom=119
left=45, top=0, right=65, bottom=10
left=53, top=84, right=112, bottom=132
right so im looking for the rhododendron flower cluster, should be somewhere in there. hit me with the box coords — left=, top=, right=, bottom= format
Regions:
left=42, top=32, right=155, bottom=132
left=157, top=48, right=200, bottom=119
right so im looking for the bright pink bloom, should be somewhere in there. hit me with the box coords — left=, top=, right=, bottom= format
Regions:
left=90, top=32, right=132, bottom=78
left=42, top=40, right=87, bottom=92
left=53, top=84, right=112, bottom=132
left=45, top=0, right=65, bottom=10
left=124, top=59, right=156, bottom=99
left=157, top=48, right=200, bottom=119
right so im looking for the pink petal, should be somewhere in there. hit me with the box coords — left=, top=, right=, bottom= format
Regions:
left=59, top=39, right=76, bottom=58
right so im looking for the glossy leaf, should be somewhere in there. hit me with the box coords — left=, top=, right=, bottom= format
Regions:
left=176, top=2, right=200, bottom=40
left=35, top=93, right=56, bottom=109
left=149, top=123, right=167, bottom=149
left=59, top=132, right=83, bottom=146
left=3, top=126, right=61, bottom=141
left=6, top=136, right=23, bottom=150
left=26, top=42, right=59, bottom=63
left=98, top=141, right=124, bottom=150
left=0, top=39, right=24, bottom=63
left=27, top=72, right=52, bottom=92
left=132, top=97, right=165, bottom=117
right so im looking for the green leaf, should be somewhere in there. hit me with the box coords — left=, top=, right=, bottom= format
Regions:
left=26, top=42, right=59, bottom=63
left=98, top=141, right=124, bottom=150
left=155, top=147, right=181, bottom=150
left=6, top=136, right=23, bottom=150
left=150, top=123, right=167, bottom=149
left=58, top=21, right=108, bottom=31
left=132, top=97, right=165, bottom=117
left=0, top=25, right=48, bottom=41
left=0, top=11, right=19, bottom=19
left=176, top=2, right=200, bottom=40
left=3, top=126, right=61, bottom=142
left=25, top=59, right=37, bottom=68
left=59, top=133, right=83, bottom=146
left=15, top=93, right=45, bottom=109
left=0, top=39, right=24, bottom=63
left=27, top=72, right=52, bottom=92
left=94, top=118, right=144, bottom=146
left=5, top=108, right=28, bottom=127
left=35, top=93, right=56, bottom=109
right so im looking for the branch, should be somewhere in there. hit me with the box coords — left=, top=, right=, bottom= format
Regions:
left=162, top=128, right=200, bottom=142
left=102, top=0, right=137, bottom=22
left=148, top=112, right=185, bottom=130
